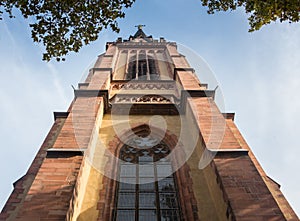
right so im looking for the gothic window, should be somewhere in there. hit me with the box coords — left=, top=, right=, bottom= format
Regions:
left=126, top=51, right=159, bottom=80
left=127, top=55, right=137, bottom=80
left=148, top=56, right=159, bottom=80
left=115, top=139, right=182, bottom=221
left=138, top=52, right=147, bottom=80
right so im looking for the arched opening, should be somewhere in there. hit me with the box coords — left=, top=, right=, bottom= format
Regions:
left=98, top=125, right=199, bottom=221
left=114, top=138, right=182, bottom=221
left=125, top=52, right=159, bottom=80
left=127, top=55, right=137, bottom=80
left=138, top=52, right=147, bottom=80
left=148, top=55, right=159, bottom=80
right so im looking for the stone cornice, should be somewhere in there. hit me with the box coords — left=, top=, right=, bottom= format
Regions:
left=53, top=112, right=69, bottom=121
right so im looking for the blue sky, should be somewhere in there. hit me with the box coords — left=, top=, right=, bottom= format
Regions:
left=0, top=0, right=299, bottom=216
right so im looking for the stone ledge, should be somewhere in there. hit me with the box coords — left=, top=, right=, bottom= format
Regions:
left=200, top=83, right=208, bottom=89
left=222, top=113, right=235, bottom=121
left=90, top=68, right=112, bottom=74
left=185, top=90, right=215, bottom=98
left=266, top=176, right=281, bottom=188
left=78, top=83, right=89, bottom=89
left=170, top=54, right=184, bottom=58
left=117, top=43, right=167, bottom=48
left=211, top=149, right=249, bottom=157
left=110, top=90, right=216, bottom=114
left=174, top=68, right=195, bottom=80
left=46, top=148, right=84, bottom=158
left=110, top=103, right=179, bottom=115
left=74, top=89, right=108, bottom=98
left=53, top=112, right=69, bottom=121
left=47, top=148, right=85, bottom=152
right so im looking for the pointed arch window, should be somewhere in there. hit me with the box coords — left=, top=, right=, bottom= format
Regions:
left=114, top=138, right=182, bottom=221
left=126, top=51, right=159, bottom=80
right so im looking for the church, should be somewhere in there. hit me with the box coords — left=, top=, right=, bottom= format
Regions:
left=0, top=26, right=298, bottom=221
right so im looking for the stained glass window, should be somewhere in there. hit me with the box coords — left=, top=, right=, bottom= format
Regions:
left=115, top=140, right=182, bottom=221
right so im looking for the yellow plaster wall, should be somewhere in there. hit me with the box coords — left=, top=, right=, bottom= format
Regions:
left=71, top=105, right=228, bottom=220
left=70, top=101, right=105, bottom=221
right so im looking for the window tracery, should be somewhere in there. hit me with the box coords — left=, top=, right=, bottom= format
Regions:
left=126, top=51, right=159, bottom=80
left=115, top=138, right=182, bottom=221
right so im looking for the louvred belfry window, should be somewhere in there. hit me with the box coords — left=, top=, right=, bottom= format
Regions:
left=114, top=137, right=182, bottom=221
left=126, top=51, right=159, bottom=80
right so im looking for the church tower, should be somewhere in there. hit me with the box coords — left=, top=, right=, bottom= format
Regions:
left=1, top=27, right=298, bottom=221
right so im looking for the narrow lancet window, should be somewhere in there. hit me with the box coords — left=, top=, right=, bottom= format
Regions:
left=138, top=52, right=147, bottom=80
left=127, top=55, right=137, bottom=80
left=148, top=56, right=159, bottom=80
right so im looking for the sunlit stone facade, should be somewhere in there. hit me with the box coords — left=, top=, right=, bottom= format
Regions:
left=1, top=27, right=298, bottom=221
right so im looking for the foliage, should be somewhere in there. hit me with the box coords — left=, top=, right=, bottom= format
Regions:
left=201, top=0, right=300, bottom=32
left=0, top=0, right=299, bottom=61
left=0, top=0, right=135, bottom=61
